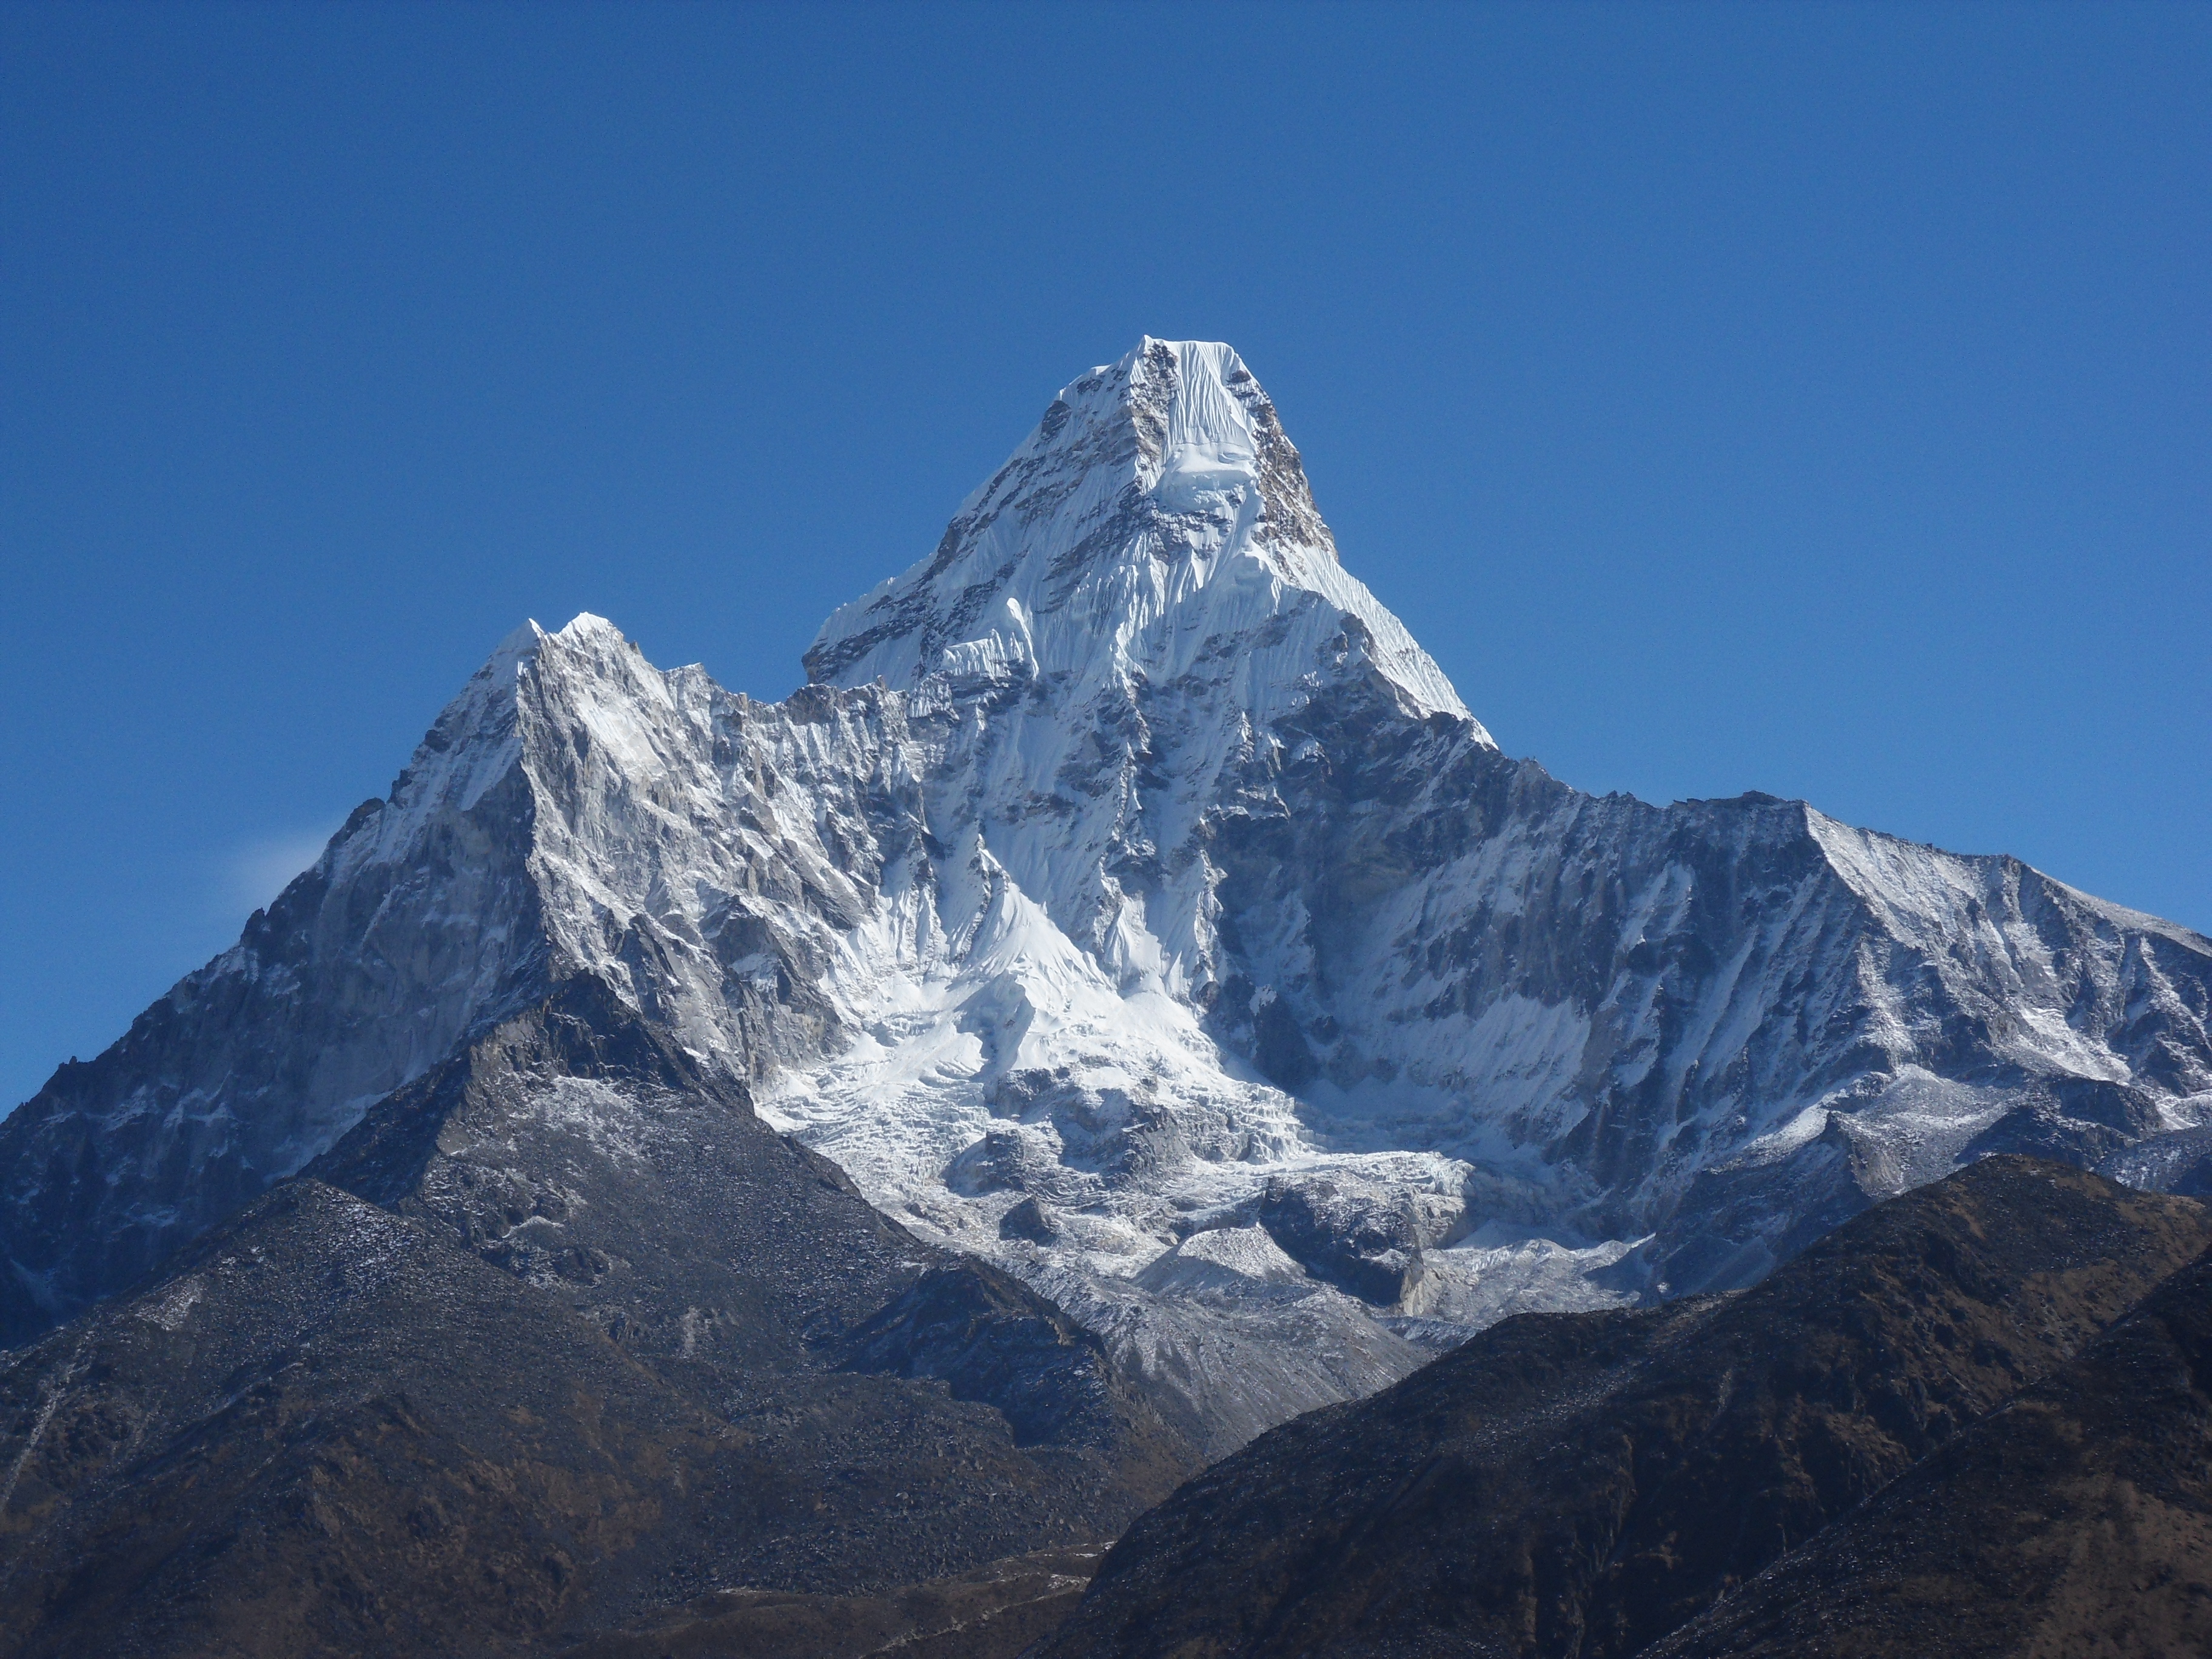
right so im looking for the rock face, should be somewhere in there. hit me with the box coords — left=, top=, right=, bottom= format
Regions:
left=1034, top=1158, right=2212, bottom=1659
left=0, top=984, right=1195, bottom=1658
left=4, top=337, right=2211, bottom=1458
left=0, top=634, right=552, bottom=1342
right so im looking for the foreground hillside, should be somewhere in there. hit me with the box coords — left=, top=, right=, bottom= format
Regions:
left=1650, top=1238, right=2212, bottom=1657
left=1037, top=1159, right=2212, bottom=1659
left=0, top=988, right=1195, bottom=1657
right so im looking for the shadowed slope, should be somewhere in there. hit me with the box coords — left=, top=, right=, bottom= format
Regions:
left=562, top=1546, right=1104, bottom=1659
left=1037, top=1159, right=2212, bottom=1659
left=0, top=982, right=1197, bottom=1659
left=1651, top=1248, right=2212, bottom=1658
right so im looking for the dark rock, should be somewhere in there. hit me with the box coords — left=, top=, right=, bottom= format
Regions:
left=1252, top=1173, right=1452, bottom=1305
left=1036, top=1159, right=2212, bottom=1659
left=1652, top=1245, right=2212, bottom=1658
left=0, top=988, right=1201, bottom=1659
left=999, top=1196, right=1059, bottom=1243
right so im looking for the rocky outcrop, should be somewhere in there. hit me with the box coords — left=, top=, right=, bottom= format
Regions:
left=0, top=633, right=551, bottom=1343
left=1650, top=1241, right=2212, bottom=1658
left=0, top=985, right=1197, bottom=1658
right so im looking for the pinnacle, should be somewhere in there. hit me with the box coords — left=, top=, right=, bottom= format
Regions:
left=800, top=344, right=1472, bottom=726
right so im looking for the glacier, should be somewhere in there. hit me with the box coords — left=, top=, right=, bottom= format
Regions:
left=4, top=337, right=2208, bottom=1452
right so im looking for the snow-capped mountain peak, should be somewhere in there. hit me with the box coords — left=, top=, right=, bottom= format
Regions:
left=804, top=337, right=1479, bottom=732
left=7, top=341, right=2209, bottom=1463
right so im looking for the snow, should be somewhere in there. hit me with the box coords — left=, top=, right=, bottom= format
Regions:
left=805, top=338, right=1478, bottom=730
left=41, top=336, right=2212, bottom=1443
left=395, top=341, right=2208, bottom=1369
left=1403, top=1227, right=1650, bottom=1328
left=1136, top=1226, right=1309, bottom=1295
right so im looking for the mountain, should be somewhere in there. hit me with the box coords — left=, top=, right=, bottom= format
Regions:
left=2, top=339, right=2210, bottom=1632
left=0, top=981, right=1194, bottom=1657
left=1663, top=1238, right=2212, bottom=1659
left=1031, top=1158, right=2212, bottom=1659
left=1649, top=1237, right=2212, bottom=1657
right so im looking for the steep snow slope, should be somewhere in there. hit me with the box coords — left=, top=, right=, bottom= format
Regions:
left=765, top=338, right=2212, bottom=1310
left=4, top=339, right=2208, bottom=1453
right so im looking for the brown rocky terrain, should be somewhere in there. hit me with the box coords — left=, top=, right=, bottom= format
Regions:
left=1650, top=1247, right=2212, bottom=1657
left=1035, top=1158, right=2212, bottom=1659
left=0, top=984, right=1196, bottom=1658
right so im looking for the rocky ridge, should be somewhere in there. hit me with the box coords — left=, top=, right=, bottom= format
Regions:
left=1649, top=1236, right=2212, bottom=1658
left=0, top=983, right=1196, bottom=1657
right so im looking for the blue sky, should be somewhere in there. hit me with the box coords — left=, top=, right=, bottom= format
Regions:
left=3, top=2, right=2206, bottom=1110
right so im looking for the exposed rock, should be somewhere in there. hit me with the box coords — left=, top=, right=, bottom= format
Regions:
left=0, top=989, right=1197, bottom=1658
left=1652, top=1247, right=2212, bottom=1658
left=1036, top=1159, right=2212, bottom=1659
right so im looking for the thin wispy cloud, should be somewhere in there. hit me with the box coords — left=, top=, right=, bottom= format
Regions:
left=220, top=826, right=340, bottom=919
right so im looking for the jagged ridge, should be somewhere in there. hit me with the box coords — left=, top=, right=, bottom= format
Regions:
left=3, top=340, right=2208, bottom=1466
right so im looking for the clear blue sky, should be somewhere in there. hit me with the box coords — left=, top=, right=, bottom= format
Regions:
left=4, top=2, right=2207, bottom=1111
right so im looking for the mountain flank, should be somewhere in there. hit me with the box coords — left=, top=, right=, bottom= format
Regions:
left=1649, top=1242, right=2212, bottom=1657
left=1036, top=1158, right=2212, bottom=1659
left=0, top=984, right=1196, bottom=1658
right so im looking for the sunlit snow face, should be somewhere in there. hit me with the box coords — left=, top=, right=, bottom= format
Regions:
left=1151, top=440, right=1257, bottom=513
